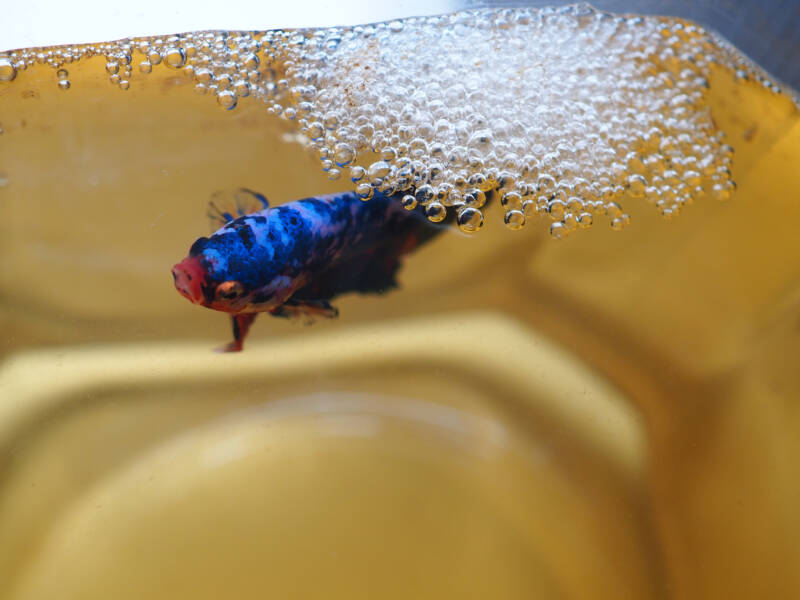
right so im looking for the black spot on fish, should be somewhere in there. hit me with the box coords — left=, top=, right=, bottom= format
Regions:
left=189, top=237, right=208, bottom=256
left=237, top=226, right=255, bottom=250
left=252, top=215, right=267, bottom=224
left=201, top=282, right=216, bottom=304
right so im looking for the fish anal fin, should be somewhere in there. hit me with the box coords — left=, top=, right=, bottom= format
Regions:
left=270, top=299, right=339, bottom=324
left=207, top=188, right=270, bottom=232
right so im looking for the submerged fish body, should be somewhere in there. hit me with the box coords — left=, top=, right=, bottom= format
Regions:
left=172, top=190, right=444, bottom=351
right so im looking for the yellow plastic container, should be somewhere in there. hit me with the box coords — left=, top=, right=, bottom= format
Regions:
left=1, top=6, right=799, bottom=599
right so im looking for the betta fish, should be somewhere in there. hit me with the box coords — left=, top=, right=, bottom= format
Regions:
left=171, top=188, right=447, bottom=352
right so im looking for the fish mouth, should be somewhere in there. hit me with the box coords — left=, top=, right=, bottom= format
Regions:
left=172, top=256, right=207, bottom=304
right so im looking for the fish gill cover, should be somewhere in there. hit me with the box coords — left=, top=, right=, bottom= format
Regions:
left=0, top=3, right=794, bottom=235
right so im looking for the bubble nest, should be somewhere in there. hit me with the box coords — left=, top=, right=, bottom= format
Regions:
left=1, top=5, right=795, bottom=236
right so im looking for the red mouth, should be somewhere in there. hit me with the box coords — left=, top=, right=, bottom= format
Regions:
left=172, top=256, right=207, bottom=304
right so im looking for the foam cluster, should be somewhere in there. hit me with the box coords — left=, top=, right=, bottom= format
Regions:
left=1, top=4, right=792, bottom=235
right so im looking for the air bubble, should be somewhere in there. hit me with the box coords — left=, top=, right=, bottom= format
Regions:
left=463, top=188, right=486, bottom=209
left=356, top=183, right=374, bottom=200
left=368, top=161, right=392, bottom=180
left=333, top=143, right=356, bottom=167
left=415, top=185, right=435, bottom=206
left=164, top=47, right=186, bottom=69
left=457, top=207, right=484, bottom=233
left=0, top=58, right=17, bottom=82
left=578, top=212, right=593, bottom=228
left=425, top=202, right=447, bottom=223
left=216, top=90, right=237, bottom=110
left=57, top=79, right=70, bottom=91
left=606, top=202, right=623, bottom=219
left=550, top=222, right=566, bottom=240
left=627, top=174, right=647, bottom=197
left=504, top=210, right=526, bottom=230
left=401, top=194, right=418, bottom=210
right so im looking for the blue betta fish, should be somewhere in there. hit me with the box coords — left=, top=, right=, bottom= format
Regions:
left=172, top=188, right=446, bottom=351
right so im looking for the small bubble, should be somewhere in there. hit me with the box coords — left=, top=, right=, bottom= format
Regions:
left=56, top=68, right=69, bottom=80
left=349, top=166, right=366, bottom=182
left=606, top=201, right=623, bottom=219
left=164, top=47, right=186, bottom=69
left=216, top=90, right=238, bottom=110
left=307, top=122, right=324, bottom=140
left=327, top=168, right=341, bottom=181
left=0, top=58, right=17, bottom=82
left=244, top=53, right=260, bottom=69
left=57, top=79, right=70, bottom=91
left=549, top=222, right=566, bottom=240
left=463, top=188, right=486, bottom=208
left=627, top=174, right=647, bottom=198
left=711, top=182, right=733, bottom=201
left=333, top=143, right=356, bottom=167
left=381, top=147, right=398, bottom=161
left=426, top=202, right=447, bottom=223
left=457, top=207, right=484, bottom=233
left=195, top=68, right=212, bottom=84
left=118, top=80, right=130, bottom=91
left=578, top=212, right=593, bottom=228
left=368, top=161, right=391, bottom=180
left=548, top=200, right=566, bottom=220
left=356, top=183, right=374, bottom=200
left=216, top=74, right=233, bottom=90
left=401, top=194, right=418, bottom=210
left=105, top=61, right=119, bottom=74
left=415, top=184, right=435, bottom=206
left=234, top=80, right=250, bottom=97
left=501, top=191, right=523, bottom=211
left=139, top=61, right=152, bottom=74
left=504, top=210, right=526, bottom=230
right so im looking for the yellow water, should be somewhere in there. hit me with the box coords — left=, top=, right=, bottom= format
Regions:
left=1, top=17, right=800, bottom=600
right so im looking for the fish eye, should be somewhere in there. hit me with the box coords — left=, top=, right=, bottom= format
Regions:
left=216, top=280, right=245, bottom=300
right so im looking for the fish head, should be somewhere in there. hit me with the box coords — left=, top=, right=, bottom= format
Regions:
left=172, top=233, right=290, bottom=313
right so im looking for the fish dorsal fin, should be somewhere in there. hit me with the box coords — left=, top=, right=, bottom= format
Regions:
left=207, top=188, right=270, bottom=231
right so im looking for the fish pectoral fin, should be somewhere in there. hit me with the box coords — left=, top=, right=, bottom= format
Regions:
left=215, top=313, right=258, bottom=352
left=270, top=299, right=339, bottom=324
left=207, top=188, right=270, bottom=231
